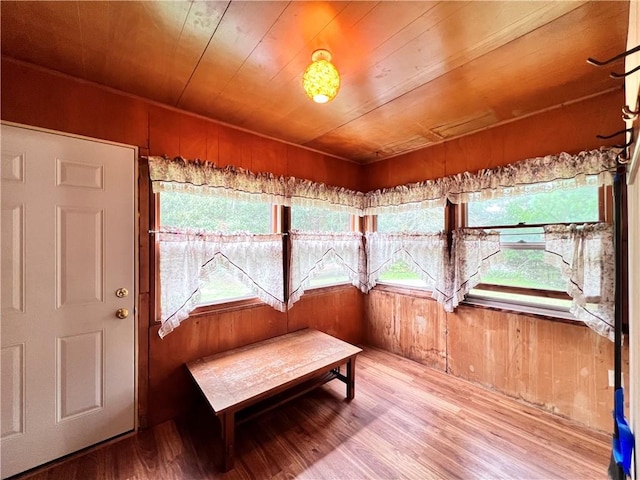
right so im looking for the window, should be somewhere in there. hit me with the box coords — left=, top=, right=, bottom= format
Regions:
left=159, top=191, right=274, bottom=305
left=291, top=205, right=351, bottom=232
left=291, top=205, right=353, bottom=288
left=160, top=191, right=272, bottom=233
left=376, top=206, right=444, bottom=288
left=465, top=182, right=602, bottom=312
left=377, top=206, right=444, bottom=233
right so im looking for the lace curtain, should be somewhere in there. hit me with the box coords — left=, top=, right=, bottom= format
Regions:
left=448, top=229, right=502, bottom=312
left=288, top=231, right=366, bottom=308
left=544, top=223, right=615, bottom=341
left=365, top=232, right=450, bottom=305
left=157, top=229, right=285, bottom=338
left=364, top=231, right=500, bottom=312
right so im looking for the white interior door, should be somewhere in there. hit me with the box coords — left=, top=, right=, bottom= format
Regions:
left=1, top=124, right=136, bottom=478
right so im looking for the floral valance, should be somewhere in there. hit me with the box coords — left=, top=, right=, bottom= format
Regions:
left=148, top=156, right=364, bottom=214
left=149, top=148, right=617, bottom=216
left=364, top=149, right=618, bottom=214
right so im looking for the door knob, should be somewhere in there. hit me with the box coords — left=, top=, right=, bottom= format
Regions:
left=115, top=308, right=129, bottom=319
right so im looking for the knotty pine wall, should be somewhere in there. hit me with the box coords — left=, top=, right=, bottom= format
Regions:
left=1, top=57, right=628, bottom=432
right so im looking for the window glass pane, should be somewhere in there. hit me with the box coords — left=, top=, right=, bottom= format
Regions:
left=467, top=184, right=599, bottom=227
left=465, top=184, right=599, bottom=307
left=480, top=249, right=565, bottom=291
left=291, top=205, right=350, bottom=232
left=376, top=207, right=442, bottom=288
left=377, top=260, right=430, bottom=288
left=160, top=191, right=271, bottom=233
left=377, top=207, right=443, bottom=233
left=159, top=191, right=273, bottom=306
left=308, top=262, right=350, bottom=288
left=292, top=205, right=351, bottom=288
left=198, top=269, right=254, bottom=305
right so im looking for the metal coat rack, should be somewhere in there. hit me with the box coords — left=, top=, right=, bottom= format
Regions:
left=589, top=44, right=636, bottom=480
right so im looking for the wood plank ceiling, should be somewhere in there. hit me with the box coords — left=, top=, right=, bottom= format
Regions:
left=0, top=1, right=629, bottom=163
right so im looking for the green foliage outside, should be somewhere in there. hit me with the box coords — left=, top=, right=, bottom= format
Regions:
left=160, top=191, right=272, bottom=233
left=470, top=185, right=599, bottom=290
left=377, top=207, right=442, bottom=285
left=308, top=262, right=350, bottom=287
left=199, top=270, right=253, bottom=304
left=467, top=184, right=599, bottom=227
left=291, top=205, right=350, bottom=232
left=378, top=259, right=430, bottom=287
left=377, top=206, right=443, bottom=233
left=161, top=192, right=271, bottom=303
left=163, top=185, right=600, bottom=302
left=291, top=205, right=351, bottom=287
left=161, top=195, right=353, bottom=301
left=379, top=185, right=599, bottom=290
left=481, top=249, right=565, bottom=290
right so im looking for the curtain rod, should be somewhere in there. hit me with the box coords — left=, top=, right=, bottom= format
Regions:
left=148, top=230, right=288, bottom=236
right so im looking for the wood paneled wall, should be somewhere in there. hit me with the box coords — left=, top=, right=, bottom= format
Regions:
left=360, top=87, right=626, bottom=432
left=364, top=287, right=446, bottom=371
left=365, top=290, right=627, bottom=432
left=147, top=305, right=288, bottom=427
left=447, top=305, right=625, bottom=432
left=363, top=88, right=624, bottom=191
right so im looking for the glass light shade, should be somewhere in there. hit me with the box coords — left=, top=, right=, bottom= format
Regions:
left=302, top=49, right=340, bottom=104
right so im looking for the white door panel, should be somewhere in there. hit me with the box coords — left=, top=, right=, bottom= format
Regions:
left=1, top=125, right=136, bottom=478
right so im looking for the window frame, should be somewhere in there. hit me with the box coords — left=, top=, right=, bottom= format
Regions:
left=369, top=202, right=448, bottom=292
left=461, top=185, right=612, bottom=318
left=153, top=192, right=280, bottom=320
left=153, top=196, right=363, bottom=321
left=289, top=204, right=360, bottom=291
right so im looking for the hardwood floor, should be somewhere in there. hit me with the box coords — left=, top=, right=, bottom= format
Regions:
left=16, top=347, right=610, bottom=479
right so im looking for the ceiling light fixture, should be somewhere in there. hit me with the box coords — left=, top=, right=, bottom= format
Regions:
left=302, top=49, right=340, bottom=104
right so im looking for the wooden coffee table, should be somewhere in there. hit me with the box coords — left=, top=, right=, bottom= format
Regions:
left=186, top=329, right=362, bottom=471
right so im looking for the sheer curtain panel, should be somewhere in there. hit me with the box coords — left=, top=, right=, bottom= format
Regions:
left=544, top=223, right=615, bottom=340
left=448, top=229, right=502, bottom=311
left=365, top=232, right=450, bottom=305
left=157, top=229, right=285, bottom=338
left=288, top=231, right=366, bottom=308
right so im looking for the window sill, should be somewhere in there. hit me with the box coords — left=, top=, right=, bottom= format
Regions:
left=372, top=284, right=584, bottom=326
left=462, top=296, right=583, bottom=326
left=303, top=282, right=356, bottom=297
left=189, top=297, right=266, bottom=316
left=373, top=282, right=435, bottom=299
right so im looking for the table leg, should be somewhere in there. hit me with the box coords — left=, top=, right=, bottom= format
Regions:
left=346, top=356, right=356, bottom=400
left=221, top=411, right=235, bottom=472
